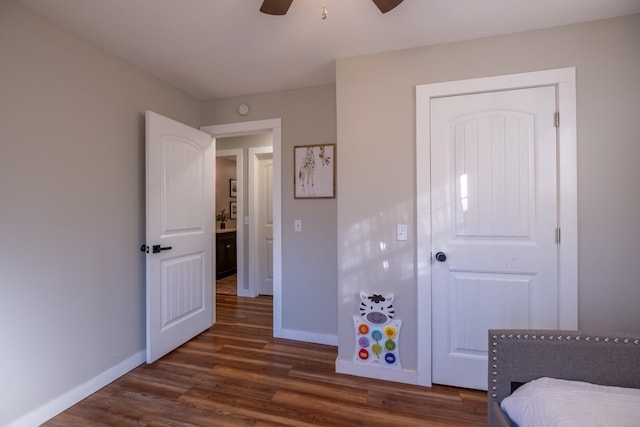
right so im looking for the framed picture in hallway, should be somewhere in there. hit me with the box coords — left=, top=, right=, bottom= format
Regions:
left=229, top=200, right=237, bottom=220
left=229, top=179, right=237, bottom=197
left=294, top=143, right=335, bottom=199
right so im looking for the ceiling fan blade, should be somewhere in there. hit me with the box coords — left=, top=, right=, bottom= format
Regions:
left=260, top=0, right=294, bottom=15
left=371, top=0, right=404, bottom=13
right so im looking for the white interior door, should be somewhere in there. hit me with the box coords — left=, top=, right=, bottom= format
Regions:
left=249, top=146, right=274, bottom=296
left=145, top=111, right=214, bottom=363
left=430, top=86, right=558, bottom=390
left=258, top=154, right=274, bottom=295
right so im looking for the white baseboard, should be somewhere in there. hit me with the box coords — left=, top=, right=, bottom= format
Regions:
left=236, top=289, right=256, bottom=297
left=7, top=350, right=145, bottom=427
left=335, top=358, right=419, bottom=385
left=278, top=328, right=338, bottom=346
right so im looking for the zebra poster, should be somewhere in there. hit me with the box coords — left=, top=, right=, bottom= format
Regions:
left=294, top=144, right=335, bottom=199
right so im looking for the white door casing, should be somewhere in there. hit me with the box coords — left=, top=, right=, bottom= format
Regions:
left=431, top=86, right=558, bottom=390
left=416, top=68, right=578, bottom=388
left=145, top=111, right=214, bottom=363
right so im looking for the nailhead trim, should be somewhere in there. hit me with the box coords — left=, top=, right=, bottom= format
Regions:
left=489, top=332, right=639, bottom=401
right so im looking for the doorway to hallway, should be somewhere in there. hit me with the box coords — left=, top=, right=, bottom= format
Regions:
left=202, top=118, right=283, bottom=337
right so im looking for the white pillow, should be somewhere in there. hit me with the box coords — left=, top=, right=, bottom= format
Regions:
left=501, top=377, right=640, bottom=427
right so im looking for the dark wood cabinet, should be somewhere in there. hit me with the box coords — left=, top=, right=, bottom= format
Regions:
left=216, top=231, right=236, bottom=279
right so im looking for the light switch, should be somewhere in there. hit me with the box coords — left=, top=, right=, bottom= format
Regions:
left=294, top=219, right=302, bottom=232
left=397, top=224, right=408, bottom=241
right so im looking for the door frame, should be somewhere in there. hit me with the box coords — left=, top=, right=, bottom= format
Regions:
left=415, top=68, right=577, bottom=387
left=201, top=119, right=283, bottom=337
left=216, top=148, right=245, bottom=296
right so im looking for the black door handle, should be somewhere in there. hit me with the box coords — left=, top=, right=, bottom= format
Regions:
left=435, top=251, right=447, bottom=262
left=152, top=245, right=172, bottom=254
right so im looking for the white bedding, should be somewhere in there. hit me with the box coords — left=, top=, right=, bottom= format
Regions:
left=500, top=377, right=640, bottom=427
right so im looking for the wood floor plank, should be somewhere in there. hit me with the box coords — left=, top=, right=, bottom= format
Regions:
left=272, top=389, right=450, bottom=427
left=210, top=365, right=369, bottom=404
left=180, top=388, right=327, bottom=427
left=216, top=344, right=336, bottom=369
left=43, top=295, right=487, bottom=426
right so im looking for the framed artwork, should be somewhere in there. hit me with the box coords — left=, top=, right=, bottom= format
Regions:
left=229, top=179, right=237, bottom=198
left=294, top=144, right=336, bottom=199
left=229, top=200, right=237, bottom=220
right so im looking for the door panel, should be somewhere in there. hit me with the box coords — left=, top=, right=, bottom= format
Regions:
left=146, top=111, right=214, bottom=363
left=431, top=86, right=558, bottom=389
left=450, top=272, right=531, bottom=355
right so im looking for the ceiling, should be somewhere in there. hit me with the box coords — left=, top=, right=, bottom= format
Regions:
left=20, top=0, right=640, bottom=100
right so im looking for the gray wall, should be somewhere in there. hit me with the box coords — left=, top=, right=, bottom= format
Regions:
left=0, top=1, right=201, bottom=425
left=336, top=14, right=640, bottom=371
left=202, top=84, right=338, bottom=337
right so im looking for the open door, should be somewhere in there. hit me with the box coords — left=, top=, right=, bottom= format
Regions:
left=145, top=111, right=214, bottom=363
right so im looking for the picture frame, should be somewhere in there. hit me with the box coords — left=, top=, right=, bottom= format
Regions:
left=229, top=200, right=237, bottom=220
left=294, top=143, right=336, bottom=199
left=229, top=178, right=237, bottom=198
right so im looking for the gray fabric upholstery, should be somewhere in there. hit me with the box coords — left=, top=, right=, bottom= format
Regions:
left=487, top=329, right=640, bottom=426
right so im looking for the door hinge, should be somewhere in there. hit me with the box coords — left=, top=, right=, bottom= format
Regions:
left=554, top=112, right=560, bottom=128
left=555, top=228, right=561, bottom=244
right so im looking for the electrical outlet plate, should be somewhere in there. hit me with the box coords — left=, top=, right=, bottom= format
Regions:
left=397, top=224, right=408, bottom=241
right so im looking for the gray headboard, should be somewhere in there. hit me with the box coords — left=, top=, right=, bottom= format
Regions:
left=488, top=329, right=640, bottom=427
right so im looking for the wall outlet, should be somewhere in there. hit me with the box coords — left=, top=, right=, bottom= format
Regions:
left=294, top=219, right=302, bottom=232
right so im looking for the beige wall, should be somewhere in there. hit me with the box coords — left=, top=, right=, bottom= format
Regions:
left=202, top=84, right=338, bottom=338
left=216, top=157, right=238, bottom=229
left=0, top=1, right=201, bottom=424
left=336, top=14, right=640, bottom=372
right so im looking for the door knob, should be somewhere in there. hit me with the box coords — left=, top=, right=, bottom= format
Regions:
left=435, top=251, right=447, bottom=262
left=152, top=245, right=173, bottom=254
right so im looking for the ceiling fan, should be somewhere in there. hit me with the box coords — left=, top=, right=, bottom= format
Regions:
left=260, top=0, right=404, bottom=15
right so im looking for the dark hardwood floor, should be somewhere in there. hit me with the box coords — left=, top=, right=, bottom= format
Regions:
left=44, top=294, right=487, bottom=426
left=216, top=273, right=237, bottom=295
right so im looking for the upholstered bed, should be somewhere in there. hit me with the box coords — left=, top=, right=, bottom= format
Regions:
left=488, top=329, right=640, bottom=426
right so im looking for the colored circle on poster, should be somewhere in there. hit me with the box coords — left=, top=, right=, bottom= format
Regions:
left=358, top=337, right=370, bottom=348
left=358, top=348, right=369, bottom=360
left=358, top=323, right=369, bottom=335
left=384, top=326, right=396, bottom=339
left=385, top=339, right=396, bottom=351
left=371, top=343, right=383, bottom=355
left=371, top=330, right=383, bottom=341
left=385, top=353, right=396, bottom=364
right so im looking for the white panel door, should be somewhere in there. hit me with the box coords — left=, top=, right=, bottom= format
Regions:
left=431, top=86, right=558, bottom=390
left=258, top=154, right=274, bottom=296
left=145, top=111, right=214, bottom=363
